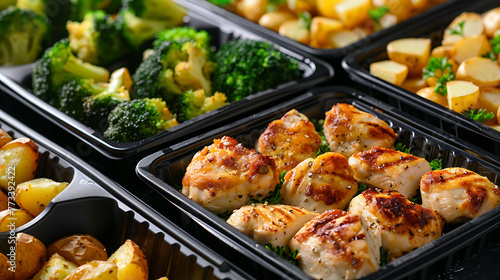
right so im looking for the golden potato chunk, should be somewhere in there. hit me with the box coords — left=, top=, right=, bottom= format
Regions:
left=370, top=60, right=408, bottom=86
left=442, top=12, right=484, bottom=46
left=279, top=19, right=310, bottom=45
left=258, top=11, right=296, bottom=33
left=64, top=261, right=118, bottom=280
left=0, top=129, right=12, bottom=148
left=108, top=240, right=148, bottom=280
left=0, top=209, right=34, bottom=232
left=15, top=233, right=47, bottom=280
left=15, top=178, right=70, bottom=216
left=235, top=0, right=267, bottom=22
left=0, top=252, right=14, bottom=280
left=0, top=138, right=38, bottom=192
left=316, top=0, right=344, bottom=19
left=456, top=57, right=500, bottom=87
left=402, top=78, right=427, bottom=93
left=47, top=234, right=108, bottom=266
left=32, top=253, right=78, bottom=280
left=483, top=7, right=500, bottom=38
left=477, top=87, right=500, bottom=125
left=387, top=38, right=431, bottom=77
left=451, top=35, right=492, bottom=64
left=310, top=17, right=343, bottom=48
left=334, top=0, right=371, bottom=28
left=431, top=45, right=453, bottom=59
left=329, top=30, right=362, bottom=48
left=0, top=191, right=7, bottom=211
left=446, top=81, right=480, bottom=113
left=416, top=87, right=448, bottom=107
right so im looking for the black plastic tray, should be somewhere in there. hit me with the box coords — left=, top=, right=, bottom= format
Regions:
left=0, top=0, right=333, bottom=160
left=0, top=109, right=254, bottom=280
left=187, top=0, right=464, bottom=62
left=136, top=86, right=500, bottom=279
left=342, top=1, right=500, bottom=158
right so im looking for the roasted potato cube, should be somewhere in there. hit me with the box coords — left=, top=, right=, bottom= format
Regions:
left=15, top=233, right=47, bottom=280
left=0, top=138, right=38, bottom=192
left=477, top=87, right=500, bottom=125
left=370, top=60, right=408, bottom=86
left=64, top=261, right=118, bottom=280
left=0, top=252, right=14, bottom=280
left=446, top=81, right=480, bottom=113
left=451, top=35, right=492, bottom=64
left=442, top=12, right=484, bottom=46
left=0, top=191, right=7, bottom=211
left=334, top=0, right=371, bottom=28
left=279, top=19, right=310, bottom=45
left=0, top=129, right=12, bottom=148
left=0, top=209, right=34, bottom=232
left=47, top=234, right=108, bottom=266
left=416, top=87, right=448, bottom=107
left=329, top=30, right=362, bottom=48
left=108, top=240, right=148, bottom=280
left=456, top=57, right=500, bottom=87
left=258, top=11, right=296, bottom=32
left=32, top=253, right=78, bottom=280
left=483, top=7, right=500, bottom=38
left=431, top=45, right=453, bottom=59
left=316, top=0, right=344, bottom=19
left=411, top=0, right=429, bottom=11
left=402, top=78, right=427, bottom=93
left=310, top=17, right=343, bottom=48
left=387, top=38, right=431, bottom=77
left=378, top=0, right=413, bottom=22
left=235, top=0, right=267, bottom=22
left=15, top=178, right=70, bottom=216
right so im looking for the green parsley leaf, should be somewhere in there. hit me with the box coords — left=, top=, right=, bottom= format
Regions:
left=265, top=244, right=299, bottom=266
left=356, top=183, right=368, bottom=196
left=249, top=170, right=286, bottom=205
left=369, top=5, right=390, bottom=31
left=449, top=20, right=465, bottom=37
left=394, top=142, right=411, bottom=154
left=298, top=11, right=312, bottom=30
left=207, top=0, right=233, bottom=6
left=380, top=247, right=391, bottom=267
left=482, top=51, right=497, bottom=62
left=491, top=34, right=500, bottom=54
left=217, top=210, right=232, bottom=220
left=422, top=57, right=456, bottom=95
left=461, top=108, right=495, bottom=123
left=312, top=119, right=331, bottom=157
left=173, top=183, right=182, bottom=191
left=429, top=159, right=442, bottom=171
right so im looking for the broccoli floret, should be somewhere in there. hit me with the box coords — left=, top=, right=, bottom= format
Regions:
left=0, top=0, right=16, bottom=11
left=213, top=39, right=302, bottom=102
left=104, top=98, right=179, bottom=142
left=32, top=39, right=110, bottom=105
left=58, top=79, right=107, bottom=121
left=70, top=0, right=120, bottom=21
left=123, top=0, right=186, bottom=24
left=67, top=10, right=132, bottom=66
left=174, top=42, right=215, bottom=94
left=154, top=27, right=212, bottom=55
left=0, top=7, right=50, bottom=66
left=173, top=89, right=228, bottom=122
left=17, top=0, right=72, bottom=38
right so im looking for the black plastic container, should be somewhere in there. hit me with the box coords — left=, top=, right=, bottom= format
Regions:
left=136, top=86, right=500, bottom=279
left=343, top=1, right=500, bottom=158
left=0, top=1, right=333, bottom=160
left=0, top=109, right=254, bottom=280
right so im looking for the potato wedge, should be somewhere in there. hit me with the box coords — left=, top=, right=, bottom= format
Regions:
left=387, top=38, right=431, bottom=77
left=0, top=209, right=34, bottom=232
left=32, top=253, right=78, bottom=280
left=0, top=138, right=38, bottom=192
left=442, top=12, right=484, bottom=46
left=15, top=178, right=70, bottom=217
left=416, top=87, right=448, bottom=107
left=258, top=11, right=296, bottom=33
left=47, top=234, right=108, bottom=266
left=370, top=60, right=408, bottom=86
left=456, top=57, right=500, bottom=87
left=15, top=233, right=47, bottom=280
left=279, top=19, right=310, bottom=45
left=0, top=191, right=7, bottom=211
left=310, top=17, right=343, bottom=48
left=334, top=0, right=371, bottom=28
left=451, top=35, right=492, bottom=64
left=403, top=78, right=427, bottom=93
left=108, top=240, right=148, bottom=280
left=477, top=87, right=500, bottom=125
left=446, top=80, right=480, bottom=113
left=0, top=129, right=12, bottom=148
left=64, top=261, right=118, bottom=280
left=0, top=252, right=14, bottom=280
left=483, top=7, right=500, bottom=38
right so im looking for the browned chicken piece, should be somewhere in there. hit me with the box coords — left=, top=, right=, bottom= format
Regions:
left=289, top=209, right=381, bottom=280
left=348, top=189, right=444, bottom=260
left=348, top=146, right=431, bottom=198
left=323, top=104, right=397, bottom=158
left=226, top=204, right=318, bottom=247
left=421, top=168, right=500, bottom=223
left=256, top=109, right=321, bottom=174
left=281, top=152, right=358, bottom=212
left=182, top=136, right=280, bottom=214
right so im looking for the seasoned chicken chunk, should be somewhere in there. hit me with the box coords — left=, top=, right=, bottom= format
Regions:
left=348, top=146, right=431, bottom=198
left=289, top=209, right=381, bottom=280
left=281, top=152, right=358, bottom=212
left=323, top=104, right=397, bottom=158
left=349, top=189, right=444, bottom=260
left=256, top=109, right=321, bottom=174
left=182, top=136, right=280, bottom=213
left=227, top=204, right=318, bottom=247
left=421, top=168, right=500, bottom=223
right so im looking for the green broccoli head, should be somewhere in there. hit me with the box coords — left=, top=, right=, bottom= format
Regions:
left=67, top=10, right=132, bottom=66
left=213, top=39, right=302, bottom=102
left=132, top=41, right=215, bottom=101
left=173, top=89, right=228, bottom=122
left=58, top=79, right=106, bottom=121
left=0, top=7, right=50, bottom=66
left=104, top=98, right=178, bottom=142
left=154, top=27, right=212, bottom=55
left=32, top=39, right=110, bottom=105
left=123, top=0, right=186, bottom=24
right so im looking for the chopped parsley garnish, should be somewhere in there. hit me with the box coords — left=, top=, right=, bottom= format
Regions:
left=217, top=210, right=232, bottom=220
left=207, top=0, right=233, bottom=6
left=380, top=247, right=391, bottom=267
left=394, top=142, right=411, bottom=154
left=429, top=159, right=442, bottom=171
left=369, top=5, right=390, bottom=31
left=461, top=108, right=495, bottom=123
left=249, top=170, right=286, bottom=205
left=312, top=119, right=331, bottom=156
left=449, top=20, right=465, bottom=37
left=298, top=11, right=312, bottom=30
left=356, top=183, right=368, bottom=196
left=422, top=57, right=456, bottom=95
left=265, top=244, right=299, bottom=266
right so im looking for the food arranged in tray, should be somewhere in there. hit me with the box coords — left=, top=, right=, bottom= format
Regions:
left=0, top=0, right=332, bottom=158
left=137, top=87, right=500, bottom=280
left=0, top=109, right=253, bottom=280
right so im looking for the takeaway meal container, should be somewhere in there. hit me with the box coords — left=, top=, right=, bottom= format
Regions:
left=0, top=108, right=255, bottom=280
left=136, top=86, right=500, bottom=280
left=342, top=0, right=500, bottom=158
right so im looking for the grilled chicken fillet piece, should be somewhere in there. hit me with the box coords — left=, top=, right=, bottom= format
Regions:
left=421, top=167, right=500, bottom=223
left=182, top=136, right=279, bottom=213
left=323, top=104, right=397, bottom=158
left=227, top=204, right=318, bottom=247
left=348, top=146, right=431, bottom=198
left=281, top=152, right=358, bottom=212
left=256, top=109, right=321, bottom=174
left=349, top=189, right=444, bottom=260
left=289, top=209, right=381, bottom=280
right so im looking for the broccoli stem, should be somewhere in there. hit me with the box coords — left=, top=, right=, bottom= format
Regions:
left=62, top=56, right=109, bottom=83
